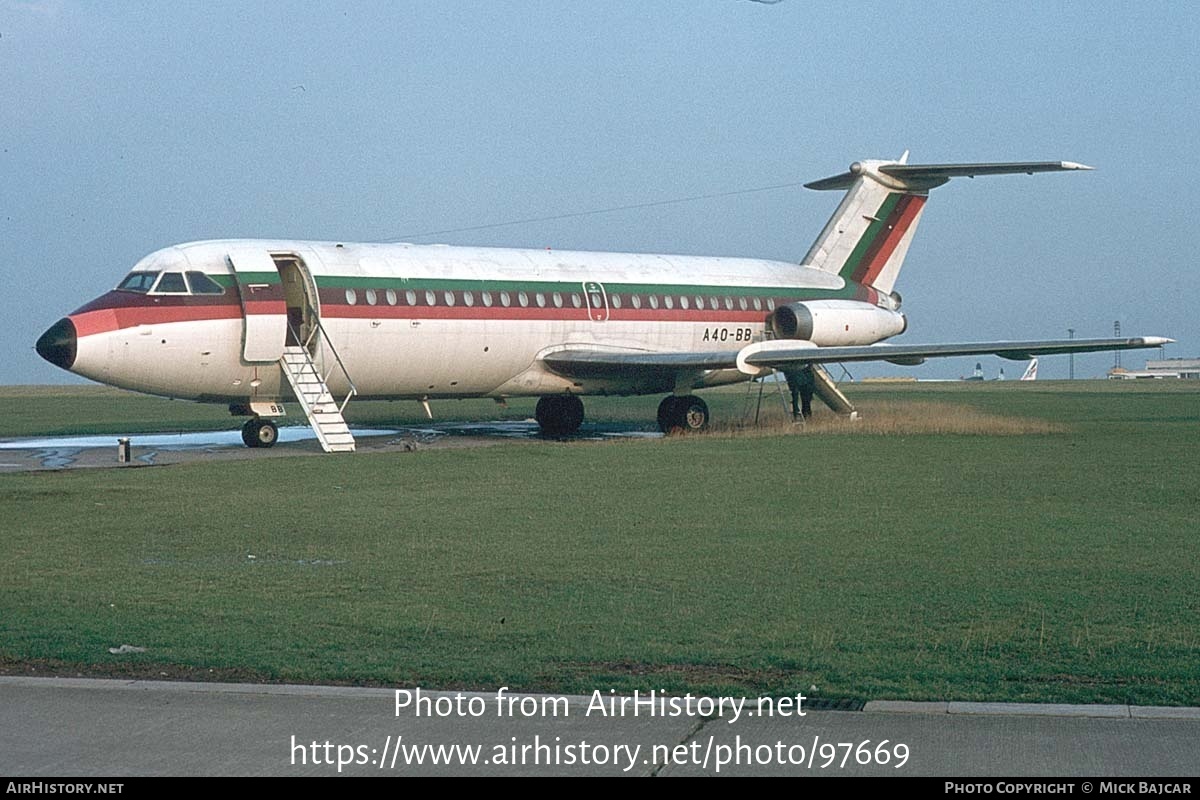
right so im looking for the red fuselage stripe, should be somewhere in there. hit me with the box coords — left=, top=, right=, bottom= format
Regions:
left=72, top=305, right=242, bottom=337
left=70, top=299, right=771, bottom=336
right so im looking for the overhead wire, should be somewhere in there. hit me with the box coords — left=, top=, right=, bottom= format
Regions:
left=375, top=179, right=809, bottom=242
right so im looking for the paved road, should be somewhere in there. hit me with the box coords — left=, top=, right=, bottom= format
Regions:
left=2, top=678, right=1196, bottom=776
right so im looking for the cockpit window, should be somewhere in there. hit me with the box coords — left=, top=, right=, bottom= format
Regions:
left=185, top=271, right=225, bottom=295
left=117, top=271, right=160, bottom=293
left=153, top=272, right=188, bottom=293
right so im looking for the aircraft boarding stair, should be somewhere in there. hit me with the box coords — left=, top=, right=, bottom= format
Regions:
left=810, top=363, right=856, bottom=417
left=279, top=345, right=356, bottom=453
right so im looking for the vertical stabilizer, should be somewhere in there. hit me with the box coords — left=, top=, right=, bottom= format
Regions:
left=801, top=161, right=928, bottom=295
left=801, top=159, right=1093, bottom=295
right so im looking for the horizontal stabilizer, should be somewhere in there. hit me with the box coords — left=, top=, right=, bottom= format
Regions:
left=804, top=160, right=1093, bottom=191
left=879, top=161, right=1093, bottom=180
left=800, top=156, right=1094, bottom=294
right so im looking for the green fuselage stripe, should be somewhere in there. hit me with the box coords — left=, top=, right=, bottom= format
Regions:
left=312, top=276, right=868, bottom=302
left=839, top=192, right=901, bottom=282
left=212, top=273, right=876, bottom=305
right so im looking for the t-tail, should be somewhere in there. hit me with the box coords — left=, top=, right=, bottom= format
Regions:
left=802, top=155, right=1093, bottom=295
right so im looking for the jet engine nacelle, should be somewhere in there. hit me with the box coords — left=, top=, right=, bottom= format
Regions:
left=769, top=300, right=907, bottom=346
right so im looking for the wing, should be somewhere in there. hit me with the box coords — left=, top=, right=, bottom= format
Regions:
left=542, top=336, right=1173, bottom=383
left=737, top=336, right=1173, bottom=370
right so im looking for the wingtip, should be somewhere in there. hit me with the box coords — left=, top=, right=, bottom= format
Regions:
left=1061, top=161, right=1095, bottom=171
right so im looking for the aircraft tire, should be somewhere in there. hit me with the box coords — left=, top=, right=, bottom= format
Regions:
left=657, top=396, right=682, bottom=432
left=535, top=395, right=584, bottom=436
left=242, top=418, right=279, bottom=448
left=657, top=395, right=709, bottom=434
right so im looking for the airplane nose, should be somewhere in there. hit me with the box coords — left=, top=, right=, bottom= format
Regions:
left=36, top=317, right=77, bottom=370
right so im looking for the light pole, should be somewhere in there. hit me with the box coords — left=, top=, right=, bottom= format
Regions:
left=1067, top=328, right=1075, bottom=380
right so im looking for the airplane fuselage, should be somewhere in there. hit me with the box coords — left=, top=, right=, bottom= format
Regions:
left=47, top=239, right=903, bottom=404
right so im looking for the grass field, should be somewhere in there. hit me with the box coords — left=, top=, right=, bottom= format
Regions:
left=1, top=381, right=1197, bottom=704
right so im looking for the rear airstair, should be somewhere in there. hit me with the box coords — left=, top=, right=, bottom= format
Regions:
left=810, top=363, right=856, bottom=417
left=743, top=363, right=857, bottom=423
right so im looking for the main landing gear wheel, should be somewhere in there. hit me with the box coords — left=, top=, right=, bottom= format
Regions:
left=657, top=395, right=709, bottom=434
left=241, top=418, right=279, bottom=448
left=535, top=395, right=585, bottom=436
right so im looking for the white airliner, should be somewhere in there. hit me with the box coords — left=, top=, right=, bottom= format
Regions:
left=36, top=156, right=1170, bottom=452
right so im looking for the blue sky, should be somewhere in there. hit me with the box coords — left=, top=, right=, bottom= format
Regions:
left=3, top=1, right=1197, bottom=383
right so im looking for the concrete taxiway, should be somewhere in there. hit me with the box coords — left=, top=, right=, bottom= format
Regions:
left=2, top=678, right=1197, bottom=776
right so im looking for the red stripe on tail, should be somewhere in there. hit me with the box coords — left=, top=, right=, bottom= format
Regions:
left=854, top=194, right=926, bottom=288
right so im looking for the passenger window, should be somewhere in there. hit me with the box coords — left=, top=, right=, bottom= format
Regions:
left=185, top=271, right=225, bottom=295
left=154, top=272, right=187, bottom=293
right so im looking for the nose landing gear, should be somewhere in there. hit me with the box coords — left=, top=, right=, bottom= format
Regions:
left=241, top=417, right=279, bottom=448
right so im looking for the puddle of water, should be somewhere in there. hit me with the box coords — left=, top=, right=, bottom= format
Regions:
left=0, top=422, right=661, bottom=463
left=32, top=448, right=81, bottom=468
left=0, top=427, right=401, bottom=451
